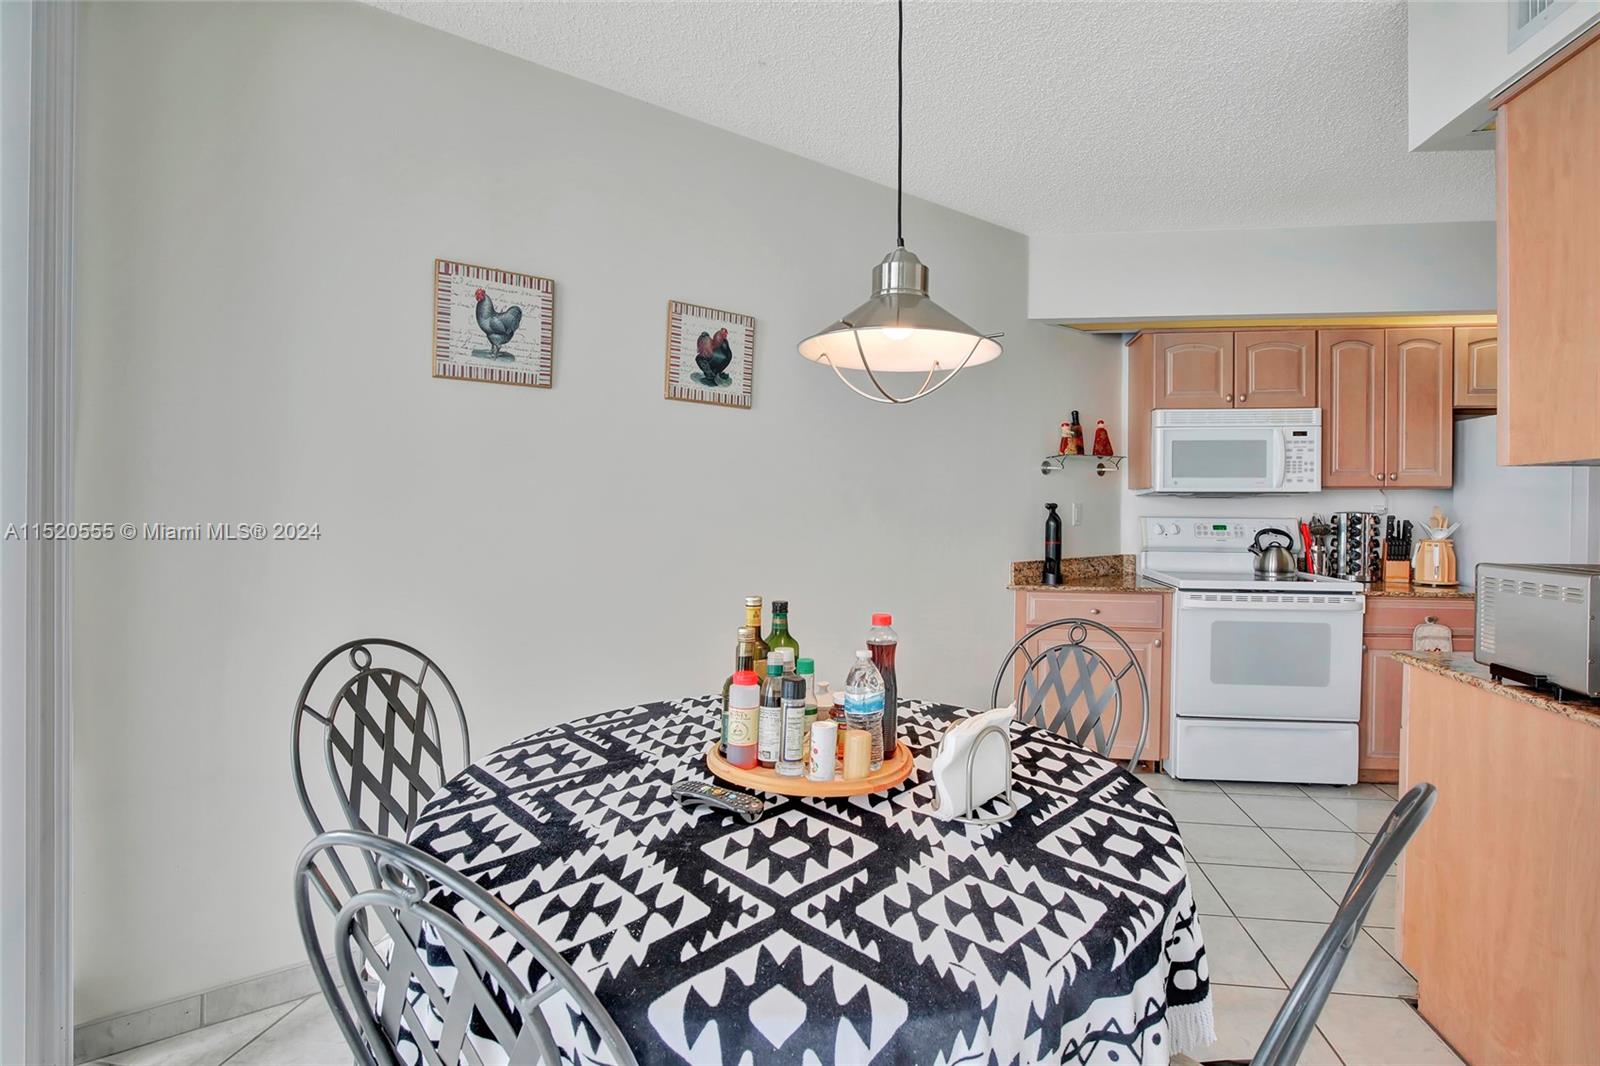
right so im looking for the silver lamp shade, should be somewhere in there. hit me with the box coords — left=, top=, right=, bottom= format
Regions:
left=797, top=247, right=1002, bottom=375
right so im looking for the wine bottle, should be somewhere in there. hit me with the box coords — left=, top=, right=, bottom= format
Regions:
left=744, top=596, right=770, bottom=678
left=765, top=599, right=798, bottom=666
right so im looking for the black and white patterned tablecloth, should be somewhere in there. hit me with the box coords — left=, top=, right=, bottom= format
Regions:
left=408, top=697, right=1213, bottom=1065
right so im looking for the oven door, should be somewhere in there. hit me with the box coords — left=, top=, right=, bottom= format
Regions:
left=1153, top=427, right=1287, bottom=493
left=1172, top=591, right=1365, bottom=721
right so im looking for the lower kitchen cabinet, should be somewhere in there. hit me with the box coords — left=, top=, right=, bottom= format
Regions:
left=1013, top=589, right=1169, bottom=763
left=1358, top=597, right=1474, bottom=781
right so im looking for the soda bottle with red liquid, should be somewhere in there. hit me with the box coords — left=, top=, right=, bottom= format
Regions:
left=867, top=613, right=898, bottom=756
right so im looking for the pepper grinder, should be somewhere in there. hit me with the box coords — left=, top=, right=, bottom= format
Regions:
left=1043, top=503, right=1062, bottom=586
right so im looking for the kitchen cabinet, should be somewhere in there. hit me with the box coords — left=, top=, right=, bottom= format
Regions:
left=1318, top=328, right=1453, bottom=489
left=1152, top=332, right=1234, bottom=408
left=1453, top=327, right=1498, bottom=410
left=1013, top=589, right=1168, bottom=763
left=1126, top=334, right=1155, bottom=490
left=1496, top=33, right=1600, bottom=465
left=1318, top=330, right=1386, bottom=487
left=1385, top=328, right=1453, bottom=487
left=1234, top=330, right=1317, bottom=408
left=1357, top=597, right=1473, bottom=781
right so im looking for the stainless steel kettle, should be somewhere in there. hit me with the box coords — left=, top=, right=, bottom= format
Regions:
left=1251, top=527, right=1299, bottom=579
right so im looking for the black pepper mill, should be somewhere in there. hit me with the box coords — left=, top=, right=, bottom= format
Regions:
left=1043, top=503, right=1063, bottom=586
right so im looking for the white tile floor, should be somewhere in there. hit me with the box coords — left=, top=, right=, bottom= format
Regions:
left=89, top=777, right=1461, bottom=1066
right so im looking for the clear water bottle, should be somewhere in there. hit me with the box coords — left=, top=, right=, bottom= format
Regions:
left=844, top=650, right=886, bottom=770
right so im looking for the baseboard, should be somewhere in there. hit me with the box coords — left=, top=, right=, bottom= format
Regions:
left=73, top=961, right=319, bottom=1063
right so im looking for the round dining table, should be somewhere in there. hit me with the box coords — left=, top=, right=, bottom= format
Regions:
left=407, top=695, right=1214, bottom=1065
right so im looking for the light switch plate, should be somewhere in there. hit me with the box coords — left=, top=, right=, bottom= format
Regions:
left=1070, top=502, right=1083, bottom=527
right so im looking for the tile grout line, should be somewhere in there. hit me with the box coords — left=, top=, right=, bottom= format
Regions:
left=217, top=996, right=313, bottom=1066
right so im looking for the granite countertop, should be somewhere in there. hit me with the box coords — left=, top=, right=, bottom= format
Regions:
left=1009, top=556, right=1170, bottom=594
left=1393, top=651, right=1600, bottom=727
left=1364, top=584, right=1474, bottom=600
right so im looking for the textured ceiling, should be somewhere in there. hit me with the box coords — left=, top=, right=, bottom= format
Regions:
left=373, top=0, right=1496, bottom=237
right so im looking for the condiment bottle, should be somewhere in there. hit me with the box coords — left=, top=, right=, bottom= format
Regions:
left=757, top=663, right=784, bottom=768
left=808, top=720, right=838, bottom=782
left=778, top=676, right=806, bottom=778
left=726, top=670, right=760, bottom=769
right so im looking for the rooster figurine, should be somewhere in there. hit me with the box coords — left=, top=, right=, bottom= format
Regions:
left=1092, top=419, right=1115, bottom=457
left=473, top=288, right=523, bottom=358
left=694, top=327, right=735, bottom=386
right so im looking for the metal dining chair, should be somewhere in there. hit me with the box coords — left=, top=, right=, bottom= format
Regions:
left=1244, top=782, right=1439, bottom=1066
left=291, top=639, right=471, bottom=906
left=295, top=829, right=638, bottom=1066
left=991, top=618, right=1150, bottom=767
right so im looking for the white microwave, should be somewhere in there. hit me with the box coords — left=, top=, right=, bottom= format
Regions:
left=1148, top=408, right=1322, bottom=494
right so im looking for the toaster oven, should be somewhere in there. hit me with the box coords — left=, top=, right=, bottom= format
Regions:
left=1475, top=563, right=1600, bottom=699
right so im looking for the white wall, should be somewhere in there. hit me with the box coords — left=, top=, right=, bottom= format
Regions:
left=1117, top=392, right=1589, bottom=585
left=1028, top=223, right=1496, bottom=325
left=70, top=1, right=1122, bottom=1022
left=1408, top=0, right=1600, bottom=151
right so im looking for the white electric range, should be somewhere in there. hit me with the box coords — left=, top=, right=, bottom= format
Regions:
left=1140, top=516, right=1365, bottom=785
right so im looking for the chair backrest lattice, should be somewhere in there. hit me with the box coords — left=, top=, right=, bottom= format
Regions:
left=990, top=618, right=1149, bottom=767
left=294, top=831, right=638, bottom=1066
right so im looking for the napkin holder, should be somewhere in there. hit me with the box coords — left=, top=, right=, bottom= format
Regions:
left=933, top=707, right=1018, bottom=824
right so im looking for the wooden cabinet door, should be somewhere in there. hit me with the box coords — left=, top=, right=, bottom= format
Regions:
left=1013, top=593, right=1166, bottom=764
left=1318, top=330, right=1386, bottom=488
left=1453, top=327, right=1498, bottom=409
left=1126, top=334, right=1154, bottom=490
left=1235, top=330, right=1317, bottom=408
left=1153, top=333, right=1235, bottom=408
left=1385, top=329, right=1454, bottom=487
left=1361, top=633, right=1474, bottom=778
left=1497, top=36, right=1600, bottom=465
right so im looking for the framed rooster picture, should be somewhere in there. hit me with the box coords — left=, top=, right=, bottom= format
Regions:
left=663, top=300, right=756, bottom=410
left=432, top=258, right=555, bottom=388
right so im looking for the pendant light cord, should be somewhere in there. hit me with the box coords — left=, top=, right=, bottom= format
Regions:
left=897, top=0, right=904, bottom=248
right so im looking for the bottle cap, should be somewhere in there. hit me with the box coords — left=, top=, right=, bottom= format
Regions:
left=871, top=613, right=893, bottom=626
left=855, top=649, right=870, bottom=660
left=1046, top=502, right=1058, bottom=510
left=732, top=669, right=758, bottom=686
left=796, top=657, right=814, bottom=674
left=1071, top=410, right=1080, bottom=421
left=744, top=595, right=763, bottom=607
left=768, top=663, right=784, bottom=676
left=772, top=599, right=789, bottom=614
left=737, top=625, right=757, bottom=639
left=782, top=676, right=805, bottom=699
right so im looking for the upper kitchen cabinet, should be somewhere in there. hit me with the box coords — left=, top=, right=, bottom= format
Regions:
left=1152, top=333, right=1234, bottom=408
left=1497, top=34, right=1600, bottom=465
left=1318, top=328, right=1453, bottom=489
left=1385, top=329, right=1453, bottom=487
left=1319, top=330, right=1386, bottom=488
left=1453, top=327, right=1498, bottom=410
left=1234, top=330, right=1317, bottom=408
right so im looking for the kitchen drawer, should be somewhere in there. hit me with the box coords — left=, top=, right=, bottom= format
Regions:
left=1363, top=597, right=1474, bottom=637
left=1022, top=590, right=1165, bottom=631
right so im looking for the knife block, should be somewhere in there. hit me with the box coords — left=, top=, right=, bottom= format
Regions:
left=1383, top=559, right=1412, bottom=587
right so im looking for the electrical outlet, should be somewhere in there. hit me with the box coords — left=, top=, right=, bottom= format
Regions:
left=1070, top=502, right=1083, bottom=527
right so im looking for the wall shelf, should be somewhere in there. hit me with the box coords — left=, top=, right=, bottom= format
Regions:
left=1040, top=454, right=1125, bottom=478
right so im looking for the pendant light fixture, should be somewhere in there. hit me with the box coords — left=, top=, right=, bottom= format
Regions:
left=797, top=0, right=1002, bottom=404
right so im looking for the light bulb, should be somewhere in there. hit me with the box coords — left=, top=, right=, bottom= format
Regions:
left=883, top=327, right=913, bottom=341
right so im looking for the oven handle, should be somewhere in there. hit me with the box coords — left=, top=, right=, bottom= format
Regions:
left=1179, top=595, right=1367, bottom=612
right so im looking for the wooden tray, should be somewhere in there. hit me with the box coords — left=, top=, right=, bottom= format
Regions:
left=705, top=741, right=915, bottom=798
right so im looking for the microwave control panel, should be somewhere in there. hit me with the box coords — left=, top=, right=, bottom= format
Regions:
left=1283, top=431, right=1320, bottom=489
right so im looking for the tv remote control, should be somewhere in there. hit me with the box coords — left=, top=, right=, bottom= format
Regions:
left=672, top=780, right=764, bottom=823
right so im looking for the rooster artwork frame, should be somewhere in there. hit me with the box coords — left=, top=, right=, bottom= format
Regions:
left=663, top=300, right=756, bottom=410
left=432, top=258, right=555, bottom=388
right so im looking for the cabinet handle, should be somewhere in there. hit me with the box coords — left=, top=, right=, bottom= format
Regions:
left=1226, top=393, right=1234, bottom=403
left=1389, top=473, right=1398, bottom=481
left=1376, top=473, right=1384, bottom=481
left=1088, top=608, right=1101, bottom=615
left=1154, top=638, right=1162, bottom=647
